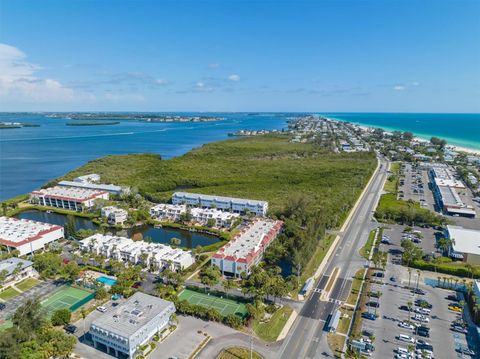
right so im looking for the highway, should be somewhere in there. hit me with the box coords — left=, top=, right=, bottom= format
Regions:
left=278, top=155, right=389, bottom=359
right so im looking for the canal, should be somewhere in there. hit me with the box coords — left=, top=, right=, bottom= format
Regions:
left=15, top=210, right=221, bottom=249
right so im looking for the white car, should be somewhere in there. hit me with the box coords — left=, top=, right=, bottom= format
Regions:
left=415, top=307, right=431, bottom=315
left=96, top=306, right=107, bottom=313
left=413, top=314, right=429, bottom=323
left=395, top=354, right=411, bottom=359
left=397, top=334, right=415, bottom=343
left=398, top=322, right=415, bottom=330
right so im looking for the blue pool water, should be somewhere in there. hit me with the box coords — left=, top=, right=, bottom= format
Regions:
left=96, top=276, right=117, bottom=286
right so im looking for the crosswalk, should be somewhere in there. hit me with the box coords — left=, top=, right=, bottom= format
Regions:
left=312, top=288, right=344, bottom=305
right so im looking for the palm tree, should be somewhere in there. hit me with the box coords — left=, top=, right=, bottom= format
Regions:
left=407, top=268, right=412, bottom=288
left=222, top=278, right=236, bottom=299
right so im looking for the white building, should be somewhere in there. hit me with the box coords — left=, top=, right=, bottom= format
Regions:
left=211, top=219, right=283, bottom=277
left=0, top=258, right=37, bottom=287
left=101, top=206, right=128, bottom=225
left=58, top=180, right=124, bottom=195
left=80, top=234, right=195, bottom=271
left=150, top=203, right=240, bottom=228
left=0, top=216, right=64, bottom=256
left=446, top=225, right=480, bottom=265
left=172, top=192, right=268, bottom=216
left=30, top=186, right=109, bottom=211
left=89, top=292, right=175, bottom=359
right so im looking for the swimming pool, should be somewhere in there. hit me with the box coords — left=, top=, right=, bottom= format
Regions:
left=96, top=276, right=117, bottom=286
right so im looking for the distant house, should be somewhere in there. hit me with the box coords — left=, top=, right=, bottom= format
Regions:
left=101, top=206, right=128, bottom=225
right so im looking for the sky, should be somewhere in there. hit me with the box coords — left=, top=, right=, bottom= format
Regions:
left=0, top=0, right=479, bottom=112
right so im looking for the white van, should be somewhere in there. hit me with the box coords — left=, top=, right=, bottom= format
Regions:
left=396, top=347, right=410, bottom=354
left=398, top=334, right=414, bottom=343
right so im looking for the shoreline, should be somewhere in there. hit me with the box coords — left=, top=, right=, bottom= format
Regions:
left=328, top=117, right=480, bottom=156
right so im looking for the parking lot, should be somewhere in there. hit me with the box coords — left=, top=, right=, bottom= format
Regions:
left=399, top=164, right=435, bottom=212
left=355, top=224, right=480, bottom=359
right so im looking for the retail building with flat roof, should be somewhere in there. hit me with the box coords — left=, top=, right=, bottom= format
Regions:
left=447, top=225, right=480, bottom=264
left=0, top=216, right=64, bottom=255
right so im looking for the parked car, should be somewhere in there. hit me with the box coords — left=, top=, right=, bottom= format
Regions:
left=451, top=325, right=468, bottom=334
left=399, top=305, right=411, bottom=311
left=417, top=329, right=430, bottom=338
left=64, top=325, right=77, bottom=334
left=96, top=306, right=107, bottom=313
left=448, top=305, right=462, bottom=313
left=373, top=272, right=384, bottom=278
left=413, top=314, right=429, bottom=323
left=0, top=303, right=6, bottom=311
left=397, top=334, right=415, bottom=343
left=412, top=288, right=426, bottom=295
left=362, top=312, right=377, bottom=320
left=446, top=294, right=458, bottom=301
left=367, top=301, right=380, bottom=308
left=390, top=276, right=397, bottom=282
left=398, top=321, right=415, bottom=330
left=456, top=347, right=476, bottom=356
left=415, top=299, right=432, bottom=309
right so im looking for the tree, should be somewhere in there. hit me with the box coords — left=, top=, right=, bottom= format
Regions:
left=222, top=278, right=237, bottom=299
left=61, top=261, right=80, bottom=282
left=430, top=136, right=447, bottom=149
left=199, top=265, right=221, bottom=291
left=402, top=132, right=414, bottom=141
left=80, top=307, right=87, bottom=341
left=437, top=238, right=452, bottom=255
left=95, top=287, right=108, bottom=300
left=12, top=298, right=45, bottom=338
left=222, top=314, right=243, bottom=329
left=207, top=218, right=216, bottom=228
left=51, top=308, right=71, bottom=326
left=37, top=327, right=77, bottom=358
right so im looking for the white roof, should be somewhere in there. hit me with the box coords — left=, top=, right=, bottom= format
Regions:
left=449, top=226, right=480, bottom=256
left=173, top=192, right=267, bottom=207
left=31, top=185, right=107, bottom=201
left=0, top=216, right=62, bottom=245
left=58, top=180, right=122, bottom=193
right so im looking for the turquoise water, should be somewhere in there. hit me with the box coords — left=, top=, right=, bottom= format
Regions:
left=96, top=276, right=117, bottom=286
left=324, top=113, right=480, bottom=151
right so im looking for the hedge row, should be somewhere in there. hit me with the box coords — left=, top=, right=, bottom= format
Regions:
left=411, top=260, right=480, bottom=279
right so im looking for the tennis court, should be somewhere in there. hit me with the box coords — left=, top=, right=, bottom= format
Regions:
left=179, top=289, right=248, bottom=318
left=41, top=286, right=94, bottom=315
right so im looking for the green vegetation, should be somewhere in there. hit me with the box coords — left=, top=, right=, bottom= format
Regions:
left=33, top=252, right=80, bottom=280
left=360, top=230, right=376, bottom=259
left=0, top=287, right=21, bottom=301
left=15, top=278, right=41, bottom=292
left=50, top=308, right=71, bottom=326
left=252, top=305, right=293, bottom=342
left=375, top=193, right=446, bottom=227
left=346, top=269, right=365, bottom=306
left=411, top=259, right=480, bottom=279
left=54, top=135, right=376, bottom=277
left=0, top=298, right=76, bottom=359
left=217, top=347, right=262, bottom=359
left=384, top=162, right=400, bottom=193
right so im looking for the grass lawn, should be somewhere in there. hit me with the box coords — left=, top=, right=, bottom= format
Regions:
left=296, top=234, right=335, bottom=294
left=0, top=320, right=13, bottom=332
left=0, top=287, right=21, bottom=301
left=253, top=305, right=293, bottom=342
left=327, top=333, right=346, bottom=358
left=15, top=277, right=41, bottom=292
left=359, top=230, right=376, bottom=259
left=346, top=269, right=365, bottom=306
left=218, top=347, right=262, bottom=359
left=337, top=306, right=354, bottom=335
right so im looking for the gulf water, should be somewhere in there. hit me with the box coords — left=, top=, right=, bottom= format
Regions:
left=1, top=112, right=479, bottom=201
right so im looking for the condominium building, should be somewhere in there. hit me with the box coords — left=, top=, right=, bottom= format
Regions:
left=0, top=216, right=64, bottom=255
left=80, top=234, right=195, bottom=271
left=30, top=186, right=109, bottom=211
left=172, top=192, right=268, bottom=216
left=149, top=203, right=240, bottom=228
left=89, top=292, right=175, bottom=359
left=101, top=206, right=128, bottom=225
left=58, top=180, right=124, bottom=195
left=211, top=219, right=283, bottom=277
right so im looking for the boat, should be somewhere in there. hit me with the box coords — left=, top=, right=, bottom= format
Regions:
left=153, top=224, right=163, bottom=229
left=46, top=210, right=53, bottom=214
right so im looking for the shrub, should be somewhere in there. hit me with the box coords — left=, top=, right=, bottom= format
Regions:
left=95, top=287, right=108, bottom=300
left=51, top=308, right=71, bottom=326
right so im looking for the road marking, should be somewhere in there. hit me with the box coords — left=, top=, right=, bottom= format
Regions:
left=320, top=267, right=340, bottom=301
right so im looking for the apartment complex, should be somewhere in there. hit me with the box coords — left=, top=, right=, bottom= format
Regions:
left=57, top=173, right=125, bottom=195
left=150, top=203, right=240, bottom=228
left=447, top=225, right=480, bottom=265
left=429, top=164, right=476, bottom=218
left=80, top=234, right=195, bottom=271
left=0, top=216, right=64, bottom=255
left=101, top=206, right=128, bottom=225
left=172, top=192, right=268, bottom=216
left=89, top=292, right=175, bottom=359
left=211, top=219, right=283, bottom=277
left=30, top=186, right=109, bottom=211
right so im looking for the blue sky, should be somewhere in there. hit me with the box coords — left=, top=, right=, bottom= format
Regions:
left=0, top=0, right=479, bottom=112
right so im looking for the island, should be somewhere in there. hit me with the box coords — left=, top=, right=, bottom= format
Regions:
left=48, top=112, right=222, bottom=122
left=66, top=121, right=120, bottom=126
left=0, top=121, right=40, bottom=129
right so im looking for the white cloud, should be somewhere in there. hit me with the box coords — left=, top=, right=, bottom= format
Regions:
left=0, top=43, right=75, bottom=102
left=228, top=74, right=241, bottom=82
left=393, top=85, right=406, bottom=91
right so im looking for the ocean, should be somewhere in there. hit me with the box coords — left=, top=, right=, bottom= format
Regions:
left=0, top=112, right=479, bottom=201
left=324, top=113, right=480, bottom=151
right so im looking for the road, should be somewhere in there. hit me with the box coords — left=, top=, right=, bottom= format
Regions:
left=278, top=155, right=389, bottom=359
